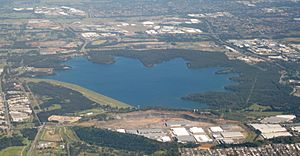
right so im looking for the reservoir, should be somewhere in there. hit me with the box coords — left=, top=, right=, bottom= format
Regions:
left=45, top=56, right=234, bottom=109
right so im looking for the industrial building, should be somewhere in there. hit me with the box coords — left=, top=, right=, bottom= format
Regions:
left=189, top=127, right=205, bottom=134
left=176, top=135, right=196, bottom=143
left=291, top=126, right=300, bottom=132
left=137, top=128, right=165, bottom=134
left=116, top=129, right=126, bottom=133
left=250, top=124, right=292, bottom=139
left=220, top=131, right=244, bottom=139
left=261, top=115, right=296, bottom=124
left=209, top=126, right=224, bottom=133
left=159, top=136, right=172, bottom=142
left=115, top=123, right=246, bottom=144
left=194, top=135, right=212, bottom=143
left=171, top=127, right=190, bottom=136
left=125, top=129, right=138, bottom=135
left=165, top=121, right=188, bottom=127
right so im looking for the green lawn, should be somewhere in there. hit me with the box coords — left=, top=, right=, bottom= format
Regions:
left=44, top=104, right=62, bottom=112
left=246, top=104, right=271, bottom=112
left=0, top=146, right=24, bottom=156
left=75, top=108, right=106, bottom=117
left=246, top=111, right=283, bottom=118
left=22, top=78, right=132, bottom=109
left=62, top=127, right=80, bottom=142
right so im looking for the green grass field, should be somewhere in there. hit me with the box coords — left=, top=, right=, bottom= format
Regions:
left=22, top=78, right=132, bottom=109
left=246, top=104, right=272, bottom=112
left=44, top=104, right=62, bottom=112
left=32, top=126, right=79, bottom=156
left=0, top=146, right=24, bottom=156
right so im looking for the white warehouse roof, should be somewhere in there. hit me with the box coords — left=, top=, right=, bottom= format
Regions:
left=262, top=132, right=292, bottom=139
left=159, top=136, right=171, bottom=142
left=276, top=115, right=296, bottom=120
left=292, top=126, right=300, bottom=132
left=250, top=124, right=287, bottom=133
left=250, top=124, right=291, bottom=139
left=171, top=127, right=190, bottom=136
left=116, top=129, right=126, bottom=133
left=210, top=126, right=224, bottom=132
left=142, top=21, right=154, bottom=25
left=221, top=131, right=244, bottom=139
left=261, top=115, right=296, bottom=124
left=194, top=135, right=212, bottom=143
left=189, top=127, right=204, bottom=134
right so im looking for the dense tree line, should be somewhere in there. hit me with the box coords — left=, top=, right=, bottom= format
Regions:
left=7, top=53, right=67, bottom=69
left=29, top=82, right=124, bottom=122
left=269, top=136, right=300, bottom=144
left=0, top=136, right=24, bottom=151
left=72, top=127, right=179, bottom=155
left=88, top=49, right=229, bottom=68
left=21, top=128, right=38, bottom=140
left=28, top=82, right=100, bottom=122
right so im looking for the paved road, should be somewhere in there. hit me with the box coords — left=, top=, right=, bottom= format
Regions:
left=2, top=93, right=12, bottom=136
left=18, top=81, right=42, bottom=126
left=27, top=124, right=45, bottom=156
left=1, top=70, right=12, bottom=135
left=23, top=82, right=42, bottom=111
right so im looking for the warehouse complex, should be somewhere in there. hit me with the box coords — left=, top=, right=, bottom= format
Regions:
left=116, top=121, right=246, bottom=144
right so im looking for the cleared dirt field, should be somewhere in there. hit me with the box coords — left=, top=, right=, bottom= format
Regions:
left=40, top=127, right=63, bottom=142
left=78, top=110, right=237, bottom=129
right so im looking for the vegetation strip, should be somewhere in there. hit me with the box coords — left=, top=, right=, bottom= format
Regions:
left=22, top=78, right=132, bottom=109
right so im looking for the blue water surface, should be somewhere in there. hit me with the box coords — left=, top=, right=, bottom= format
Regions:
left=45, top=57, right=234, bottom=109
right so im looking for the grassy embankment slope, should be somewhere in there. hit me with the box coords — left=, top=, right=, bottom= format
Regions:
left=22, top=78, right=132, bottom=109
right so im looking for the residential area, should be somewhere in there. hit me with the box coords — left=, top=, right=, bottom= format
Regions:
left=180, top=143, right=300, bottom=156
left=0, top=95, right=8, bottom=130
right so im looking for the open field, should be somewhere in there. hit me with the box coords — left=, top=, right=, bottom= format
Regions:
left=22, top=78, right=131, bottom=109
left=40, top=127, right=63, bottom=142
left=0, top=146, right=24, bottom=156
left=78, top=109, right=238, bottom=129
left=40, top=126, right=79, bottom=142
left=246, top=104, right=272, bottom=112
left=75, top=108, right=106, bottom=117
left=31, top=125, right=79, bottom=156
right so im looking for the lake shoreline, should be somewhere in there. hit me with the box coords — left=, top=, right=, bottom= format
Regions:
left=42, top=54, right=236, bottom=109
